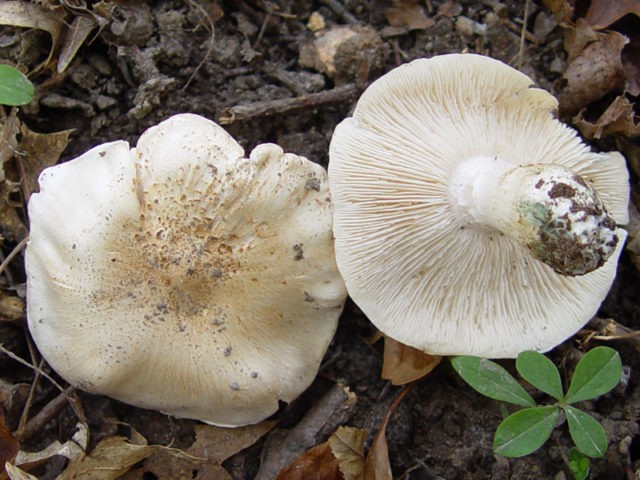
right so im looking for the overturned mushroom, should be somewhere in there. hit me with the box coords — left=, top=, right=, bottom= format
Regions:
left=329, top=54, right=629, bottom=358
left=26, top=113, right=347, bottom=426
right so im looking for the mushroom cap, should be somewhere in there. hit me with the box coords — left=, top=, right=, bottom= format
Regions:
left=328, top=54, right=629, bottom=358
left=26, top=113, right=347, bottom=426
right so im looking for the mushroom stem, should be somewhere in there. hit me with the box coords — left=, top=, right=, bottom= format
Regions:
left=449, top=157, right=619, bottom=276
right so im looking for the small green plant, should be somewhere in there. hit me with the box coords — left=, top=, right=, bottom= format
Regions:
left=451, top=347, right=621, bottom=474
left=0, top=64, right=34, bottom=106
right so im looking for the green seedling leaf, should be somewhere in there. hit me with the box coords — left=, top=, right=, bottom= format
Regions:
left=451, top=356, right=535, bottom=407
left=493, top=406, right=560, bottom=457
left=565, top=346, right=622, bottom=404
left=564, top=405, right=607, bottom=458
left=0, top=65, right=34, bottom=106
left=516, top=351, right=563, bottom=401
left=568, top=447, right=590, bottom=480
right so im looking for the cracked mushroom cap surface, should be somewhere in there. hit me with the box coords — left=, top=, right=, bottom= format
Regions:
left=329, top=54, right=629, bottom=358
left=26, top=113, right=347, bottom=426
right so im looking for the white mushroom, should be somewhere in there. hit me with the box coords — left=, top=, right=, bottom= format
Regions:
left=329, top=54, right=629, bottom=358
left=26, top=113, right=347, bottom=426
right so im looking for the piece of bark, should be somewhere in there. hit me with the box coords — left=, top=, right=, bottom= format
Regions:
left=255, top=382, right=357, bottom=480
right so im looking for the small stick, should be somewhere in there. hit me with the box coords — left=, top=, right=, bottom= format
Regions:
left=182, top=0, right=216, bottom=92
left=218, top=84, right=359, bottom=124
left=319, top=0, right=361, bottom=24
left=517, top=0, right=531, bottom=69
left=255, top=382, right=357, bottom=480
left=0, top=344, right=66, bottom=394
left=16, top=355, right=44, bottom=436
left=253, top=11, right=272, bottom=50
left=17, top=386, right=77, bottom=441
left=0, top=236, right=28, bottom=276
left=262, top=64, right=309, bottom=96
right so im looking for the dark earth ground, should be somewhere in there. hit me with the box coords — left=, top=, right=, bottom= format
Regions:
left=1, top=0, right=640, bottom=479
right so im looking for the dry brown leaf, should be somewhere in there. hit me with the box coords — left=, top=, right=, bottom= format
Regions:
left=541, top=0, right=574, bottom=24
left=275, top=426, right=367, bottom=480
left=125, top=421, right=274, bottom=480
left=256, top=384, right=357, bottom=480
left=0, top=1, right=64, bottom=70
left=562, top=20, right=600, bottom=60
left=583, top=0, right=640, bottom=29
left=5, top=463, right=38, bottom=480
left=15, top=422, right=87, bottom=471
left=18, top=124, right=73, bottom=202
left=364, top=431, right=390, bottom=480
left=385, top=0, right=435, bottom=31
left=0, top=112, right=20, bottom=183
left=0, top=412, right=19, bottom=474
left=57, top=435, right=154, bottom=480
left=327, top=427, right=366, bottom=480
left=437, top=0, right=463, bottom=18
left=364, top=385, right=413, bottom=480
left=189, top=421, right=275, bottom=463
left=0, top=293, right=24, bottom=322
left=557, top=30, right=628, bottom=116
left=622, top=45, right=640, bottom=95
left=573, top=94, right=640, bottom=139
left=381, top=336, right=442, bottom=385
left=276, top=441, right=342, bottom=480
left=58, top=15, right=99, bottom=73
left=0, top=180, right=27, bottom=244
left=127, top=449, right=231, bottom=480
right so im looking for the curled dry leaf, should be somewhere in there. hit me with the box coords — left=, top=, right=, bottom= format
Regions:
left=275, top=442, right=341, bottom=480
left=328, top=427, right=366, bottom=480
left=57, top=15, right=99, bottom=74
left=57, top=435, right=155, bottom=480
left=17, top=123, right=73, bottom=203
left=385, top=0, right=435, bottom=31
left=583, top=0, right=640, bottom=30
left=0, top=1, right=64, bottom=69
left=14, top=422, right=87, bottom=471
left=5, top=463, right=37, bottom=480
left=556, top=30, right=628, bottom=116
left=276, top=426, right=366, bottom=480
left=573, top=94, right=640, bottom=139
left=381, top=336, right=442, bottom=386
left=364, top=385, right=414, bottom=480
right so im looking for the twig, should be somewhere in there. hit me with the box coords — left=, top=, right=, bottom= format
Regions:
left=579, top=318, right=640, bottom=348
left=253, top=11, right=272, bottom=50
left=255, top=382, right=357, bottom=480
left=218, top=83, right=359, bottom=124
left=0, top=236, right=28, bottom=276
left=319, top=0, right=361, bottom=24
left=7, top=335, right=87, bottom=438
left=0, top=343, right=67, bottom=395
left=517, top=0, right=531, bottom=69
left=16, top=356, right=44, bottom=436
left=17, top=386, right=78, bottom=441
left=262, top=63, right=309, bottom=96
left=182, top=0, right=216, bottom=92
